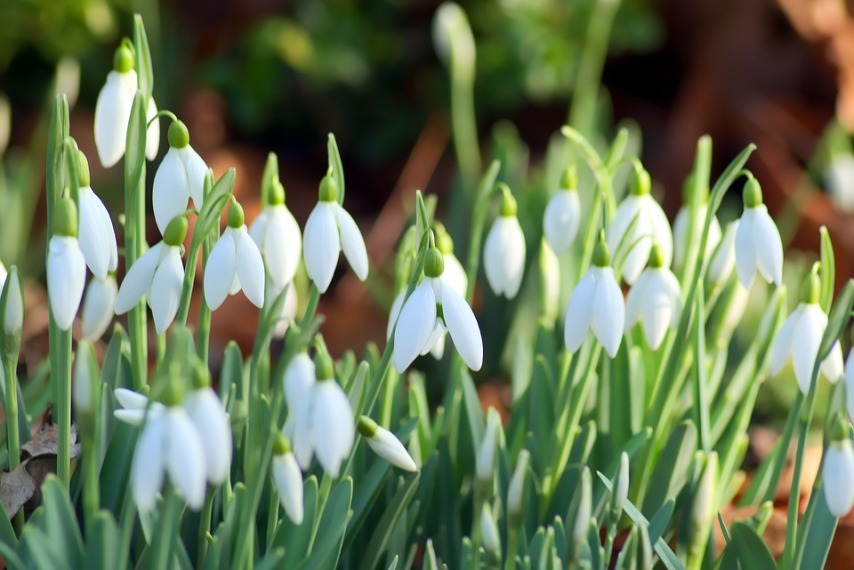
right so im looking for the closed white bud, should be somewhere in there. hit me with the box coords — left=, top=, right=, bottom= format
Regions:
left=476, top=407, right=502, bottom=482
left=359, top=416, right=417, bottom=472
left=823, top=437, right=854, bottom=517
left=3, top=267, right=23, bottom=336
left=507, top=449, right=530, bottom=518
left=81, top=276, right=117, bottom=341
left=73, top=341, right=97, bottom=416
left=480, top=504, right=501, bottom=556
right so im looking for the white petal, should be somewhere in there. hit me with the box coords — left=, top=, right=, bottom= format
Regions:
left=735, top=210, right=757, bottom=288
left=47, top=236, right=86, bottom=331
left=336, top=205, right=369, bottom=282
left=484, top=217, right=526, bottom=298
left=791, top=304, right=826, bottom=395
left=114, top=404, right=164, bottom=427
left=564, top=271, right=596, bottom=353
left=181, top=146, right=208, bottom=208
left=311, top=381, right=355, bottom=477
left=262, top=207, right=302, bottom=289
left=131, top=413, right=166, bottom=513
left=292, top=396, right=314, bottom=470
left=235, top=228, right=266, bottom=308
left=420, top=322, right=446, bottom=357
left=442, top=253, right=468, bottom=297
left=823, top=440, right=854, bottom=517
left=149, top=247, right=184, bottom=334
left=708, top=221, right=738, bottom=286
left=82, top=276, right=117, bottom=341
left=284, top=353, right=316, bottom=409
left=607, top=196, right=640, bottom=257
left=590, top=267, right=625, bottom=357
left=367, top=426, right=417, bottom=471
left=115, top=242, right=163, bottom=314
left=115, top=387, right=150, bottom=410
left=183, top=388, right=232, bottom=485
left=303, top=203, right=340, bottom=293
left=273, top=453, right=304, bottom=524
left=248, top=210, right=268, bottom=248
left=845, top=350, right=854, bottom=420
left=543, top=190, right=580, bottom=254
left=270, top=282, right=298, bottom=339
left=646, top=198, right=673, bottom=268
left=621, top=213, right=653, bottom=286
left=204, top=230, right=238, bottom=310
left=429, top=330, right=447, bottom=360
left=640, top=269, right=679, bottom=350
left=441, top=282, right=483, bottom=371
left=145, top=97, right=160, bottom=160
left=821, top=342, right=844, bottom=384
left=672, top=207, right=690, bottom=268
left=165, top=409, right=207, bottom=510
left=94, top=71, right=134, bottom=168
left=77, top=186, right=116, bottom=280
left=751, top=205, right=783, bottom=286
left=152, top=149, right=190, bottom=234
left=392, top=282, right=437, bottom=373
left=386, top=290, right=406, bottom=341
left=624, top=271, right=648, bottom=333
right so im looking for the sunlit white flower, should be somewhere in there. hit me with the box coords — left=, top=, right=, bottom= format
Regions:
left=392, top=248, right=483, bottom=372
left=484, top=186, right=525, bottom=299
left=770, top=273, right=843, bottom=395
left=204, top=201, right=265, bottom=310
left=152, top=120, right=208, bottom=233
left=303, top=175, right=368, bottom=293
left=112, top=387, right=165, bottom=426
left=131, top=405, right=206, bottom=513
left=249, top=179, right=302, bottom=291
left=47, top=199, right=86, bottom=331
left=825, top=154, right=854, bottom=213
left=358, top=416, right=417, bottom=472
left=846, top=350, right=854, bottom=421
left=607, top=167, right=672, bottom=284
left=81, top=276, right=117, bottom=341
left=183, top=386, right=232, bottom=485
left=272, top=435, right=304, bottom=524
left=75, top=151, right=118, bottom=280
left=624, top=244, right=681, bottom=350
left=3, top=267, right=22, bottom=336
left=307, top=355, right=355, bottom=477
left=707, top=221, right=738, bottom=286
left=115, top=217, right=187, bottom=334
left=476, top=407, right=502, bottom=482
left=735, top=178, right=783, bottom=288
left=283, top=353, right=317, bottom=468
left=565, top=237, right=625, bottom=357
left=543, top=167, right=581, bottom=255
left=672, top=204, right=721, bottom=269
left=823, top=437, right=854, bottom=517
left=435, top=224, right=467, bottom=297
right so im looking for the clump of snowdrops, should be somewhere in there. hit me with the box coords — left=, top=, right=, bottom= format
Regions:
left=0, top=7, right=852, bottom=570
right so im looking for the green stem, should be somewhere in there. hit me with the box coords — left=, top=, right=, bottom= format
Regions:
left=82, top=432, right=99, bottom=535
left=450, top=55, right=480, bottom=192
left=126, top=167, right=148, bottom=392
left=505, top=527, right=520, bottom=570
left=195, top=239, right=213, bottom=364
left=56, top=329, right=72, bottom=489
left=4, top=354, right=21, bottom=532
left=463, top=161, right=501, bottom=303
left=196, top=490, right=214, bottom=568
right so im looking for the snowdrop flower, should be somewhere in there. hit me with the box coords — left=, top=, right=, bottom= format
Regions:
left=825, top=154, right=854, bottom=213
left=475, top=407, right=502, bottom=482
left=204, top=201, right=265, bottom=310
left=770, top=271, right=843, bottom=395
left=47, top=198, right=86, bottom=331
left=823, top=430, right=854, bottom=517
left=182, top=368, right=232, bottom=485
left=74, top=151, right=118, bottom=281
left=283, top=352, right=317, bottom=468
left=672, top=181, right=721, bottom=269
left=152, top=120, right=208, bottom=233
left=564, top=233, right=625, bottom=357
left=846, top=349, right=854, bottom=421
left=307, top=353, right=355, bottom=477
left=249, top=178, right=302, bottom=291
left=543, top=166, right=581, bottom=255
left=358, top=416, right=417, bottom=472
left=392, top=247, right=483, bottom=372
left=94, top=43, right=159, bottom=168
left=3, top=266, right=22, bottom=337
left=115, top=216, right=187, bottom=334
left=706, top=221, right=738, bottom=287
left=435, top=223, right=467, bottom=297
left=735, top=177, right=783, bottom=288
left=303, top=174, right=368, bottom=293
left=607, top=165, right=672, bottom=284
left=624, top=244, right=682, bottom=350
left=112, top=387, right=165, bottom=426
left=72, top=341, right=97, bottom=417
left=81, top=275, right=117, bottom=341
left=484, top=185, right=526, bottom=299
left=272, top=434, right=304, bottom=524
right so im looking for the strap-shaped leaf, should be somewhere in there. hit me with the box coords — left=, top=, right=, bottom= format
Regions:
left=133, top=15, right=154, bottom=100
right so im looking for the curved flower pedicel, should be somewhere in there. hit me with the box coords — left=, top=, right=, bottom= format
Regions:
left=735, top=177, right=783, bottom=288
left=303, top=174, right=368, bottom=293
left=564, top=234, right=625, bottom=358
left=484, top=185, right=526, bottom=299
left=249, top=177, right=302, bottom=292
left=204, top=201, right=265, bottom=310
left=115, top=216, right=188, bottom=334
left=543, top=166, right=581, bottom=255
left=152, top=120, right=208, bottom=233
left=74, top=151, right=118, bottom=281
left=624, top=244, right=682, bottom=350
left=392, top=247, right=484, bottom=373
left=272, top=434, right=304, bottom=525
left=607, top=165, right=672, bottom=285
left=47, top=198, right=87, bottom=331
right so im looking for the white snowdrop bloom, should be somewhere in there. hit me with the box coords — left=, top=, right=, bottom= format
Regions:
left=476, top=407, right=502, bottom=482
left=131, top=405, right=207, bottom=513
left=75, top=153, right=118, bottom=281
left=3, top=266, right=22, bottom=336
left=112, top=387, right=165, bottom=426
left=81, top=275, right=117, bottom=341
left=272, top=434, right=304, bottom=524
left=145, top=97, right=160, bottom=161
left=672, top=204, right=721, bottom=269
left=825, top=154, right=854, bottom=213
left=283, top=352, right=317, bottom=469
left=707, top=221, right=739, bottom=287
left=152, top=121, right=208, bottom=234
left=484, top=186, right=526, bottom=299
left=564, top=235, right=625, bottom=358
left=735, top=178, right=783, bottom=288
left=624, top=244, right=682, bottom=350
left=249, top=179, right=302, bottom=291
left=204, top=201, right=265, bottom=310
left=435, top=224, right=468, bottom=297
left=72, top=341, right=97, bottom=416
left=607, top=166, right=672, bottom=285
left=47, top=198, right=86, bottom=331
left=307, top=354, right=355, bottom=477
left=115, top=216, right=187, bottom=334
left=183, top=385, right=232, bottom=485
left=358, top=416, right=417, bottom=472
left=392, top=248, right=483, bottom=373
left=770, top=272, right=843, bottom=395
left=823, top=437, right=854, bottom=517
left=543, top=166, right=581, bottom=255
left=303, top=175, right=368, bottom=293
left=846, top=350, right=854, bottom=421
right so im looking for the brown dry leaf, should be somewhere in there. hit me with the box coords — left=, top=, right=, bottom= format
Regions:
left=22, top=424, right=81, bottom=460
left=0, top=463, right=36, bottom=518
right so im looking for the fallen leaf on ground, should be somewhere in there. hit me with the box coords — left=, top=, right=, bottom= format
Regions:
left=0, top=464, right=36, bottom=518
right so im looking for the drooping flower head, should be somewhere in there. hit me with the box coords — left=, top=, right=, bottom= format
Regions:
left=543, top=165, right=581, bottom=255
left=606, top=164, right=672, bottom=285
left=624, top=243, right=682, bottom=350
left=272, top=434, right=304, bottom=525
left=303, top=174, right=369, bottom=293
left=47, top=198, right=86, bottom=331
left=672, top=173, right=721, bottom=269
left=735, top=177, right=783, bottom=288
left=307, top=352, right=355, bottom=477
left=182, top=363, right=233, bottom=485
left=204, top=200, right=265, bottom=310
left=249, top=177, right=302, bottom=292
left=484, top=184, right=526, bottom=299
left=81, top=275, right=117, bottom=341
left=74, top=150, right=118, bottom=281
left=152, top=120, right=208, bottom=234
left=357, top=415, right=417, bottom=472
left=823, top=420, right=854, bottom=518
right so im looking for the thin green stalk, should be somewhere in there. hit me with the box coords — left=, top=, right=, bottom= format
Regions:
left=505, top=527, right=520, bottom=570
left=195, top=239, right=213, bottom=364
left=463, top=161, right=500, bottom=303
left=196, top=490, right=215, bottom=567
left=151, top=490, right=184, bottom=570
left=4, top=355, right=21, bottom=531
left=82, top=432, right=99, bottom=535
left=56, top=329, right=72, bottom=488
left=118, top=485, right=137, bottom=570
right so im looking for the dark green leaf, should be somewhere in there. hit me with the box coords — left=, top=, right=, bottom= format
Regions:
left=358, top=474, right=421, bottom=570
left=730, top=522, right=776, bottom=570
